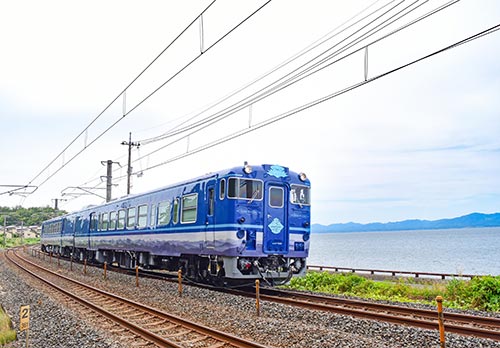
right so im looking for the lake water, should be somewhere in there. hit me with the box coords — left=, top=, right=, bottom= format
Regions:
left=308, top=227, right=500, bottom=276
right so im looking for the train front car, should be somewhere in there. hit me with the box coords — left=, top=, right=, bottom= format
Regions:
left=214, top=164, right=311, bottom=284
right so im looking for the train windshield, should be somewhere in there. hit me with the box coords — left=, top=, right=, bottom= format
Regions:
left=290, top=185, right=311, bottom=205
left=228, top=178, right=263, bottom=200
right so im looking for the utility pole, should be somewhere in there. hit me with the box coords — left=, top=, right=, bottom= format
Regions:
left=101, top=160, right=120, bottom=202
left=2, top=215, right=7, bottom=248
left=52, top=198, right=67, bottom=211
left=121, top=132, right=140, bottom=195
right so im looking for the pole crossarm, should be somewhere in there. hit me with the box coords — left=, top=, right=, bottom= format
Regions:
left=0, top=185, right=38, bottom=196
left=61, top=186, right=107, bottom=199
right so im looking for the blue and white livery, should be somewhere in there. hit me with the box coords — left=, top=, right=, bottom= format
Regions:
left=41, top=163, right=311, bottom=284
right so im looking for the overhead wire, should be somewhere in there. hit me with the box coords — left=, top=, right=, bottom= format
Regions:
left=137, top=0, right=395, bottom=145
left=20, top=0, right=272, bottom=197
left=128, top=0, right=449, bottom=165
left=43, top=0, right=405, bottom=199
left=120, top=22, right=500, bottom=177
left=63, top=0, right=458, bottom=196
left=136, top=0, right=420, bottom=144
left=23, top=1, right=217, bottom=194
left=49, top=0, right=470, bottom=202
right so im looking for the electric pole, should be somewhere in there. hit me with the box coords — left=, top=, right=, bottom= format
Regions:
left=121, top=132, right=140, bottom=195
left=2, top=215, right=7, bottom=248
left=52, top=198, right=67, bottom=211
left=101, top=160, right=120, bottom=202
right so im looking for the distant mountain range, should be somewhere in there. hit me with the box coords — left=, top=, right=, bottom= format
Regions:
left=312, top=212, right=500, bottom=233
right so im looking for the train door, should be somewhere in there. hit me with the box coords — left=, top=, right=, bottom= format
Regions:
left=72, top=216, right=78, bottom=256
left=263, top=182, right=289, bottom=254
left=205, top=181, right=216, bottom=249
left=89, top=212, right=97, bottom=250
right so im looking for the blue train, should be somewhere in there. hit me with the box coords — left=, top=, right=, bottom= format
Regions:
left=41, top=163, right=311, bottom=284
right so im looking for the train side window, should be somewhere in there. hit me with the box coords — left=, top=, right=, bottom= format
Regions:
left=228, top=178, right=237, bottom=198
left=137, top=205, right=148, bottom=228
left=150, top=204, right=156, bottom=227
left=181, top=194, right=198, bottom=223
left=173, top=198, right=179, bottom=224
left=208, top=188, right=215, bottom=216
left=219, top=179, right=226, bottom=200
left=290, top=185, right=311, bottom=206
left=117, top=209, right=126, bottom=229
left=109, top=211, right=117, bottom=230
left=158, top=201, right=172, bottom=226
left=269, top=187, right=284, bottom=208
left=127, top=207, right=136, bottom=228
left=102, top=213, right=109, bottom=231
left=90, top=213, right=97, bottom=231
left=227, top=178, right=262, bottom=200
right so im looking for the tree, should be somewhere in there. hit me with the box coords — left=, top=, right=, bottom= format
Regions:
left=0, top=206, right=67, bottom=226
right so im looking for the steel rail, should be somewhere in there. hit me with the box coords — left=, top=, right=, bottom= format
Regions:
left=259, top=288, right=500, bottom=329
left=233, top=287, right=500, bottom=341
left=27, top=247, right=500, bottom=341
left=6, top=249, right=271, bottom=348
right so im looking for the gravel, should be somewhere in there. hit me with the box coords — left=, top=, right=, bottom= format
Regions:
left=0, top=251, right=124, bottom=348
left=2, top=249, right=500, bottom=348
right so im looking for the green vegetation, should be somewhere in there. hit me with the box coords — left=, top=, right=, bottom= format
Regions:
left=2, top=237, right=40, bottom=249
left=284, top=272, right=500, bottom=311
left=0, top=206, right=66, bottom=226
left=0, top=306, right=16, bottom=345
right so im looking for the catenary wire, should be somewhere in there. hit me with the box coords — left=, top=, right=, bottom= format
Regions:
left=65, top=0, right=399, bottom=195
left=19, top=1, right=272, bottom=197
left=22, top=1, right=217, bottom=194
left=128, top=0, right=451, bottom=165
left=137, top=0, right=394, bottom=145
left=72, top=0, right=458, bottom=195
left=136, top=0, right=421, bottom=144
left=118, top=23, right=500, bottom=178
left=52, top=0, right=464, bottom=200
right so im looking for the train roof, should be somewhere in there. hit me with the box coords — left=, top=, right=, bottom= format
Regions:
left=44, top=163, right=309, bottom=223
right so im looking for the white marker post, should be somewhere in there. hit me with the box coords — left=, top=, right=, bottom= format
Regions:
left=19, top=305, right=30, bottom=348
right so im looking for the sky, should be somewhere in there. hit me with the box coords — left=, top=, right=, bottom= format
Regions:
left=0, top=0, right=499, bottom=225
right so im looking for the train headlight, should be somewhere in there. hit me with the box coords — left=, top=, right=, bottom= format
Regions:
left=243, top=162, right=253, bottom=174
left=299, top=172, right=307, bottom=182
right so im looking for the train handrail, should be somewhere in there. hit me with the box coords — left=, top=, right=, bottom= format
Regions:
left=306, top=265, right=479, bottom=280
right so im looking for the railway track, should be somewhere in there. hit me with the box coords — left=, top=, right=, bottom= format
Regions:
left=5, top=249, right=271, bottom=348
left=24, top=247, right=500, bottom=342
left=226, top=286, right=500, bottom=341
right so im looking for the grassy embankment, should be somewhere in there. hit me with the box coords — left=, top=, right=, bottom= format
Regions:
left=284, top=271, right=500, bottom=311
left=0, top=237, right=39, bottom=249
left=0, top=305, right=16, bottom=345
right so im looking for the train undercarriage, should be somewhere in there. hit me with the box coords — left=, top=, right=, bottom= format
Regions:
left=42, top=244, right=306, bottom=285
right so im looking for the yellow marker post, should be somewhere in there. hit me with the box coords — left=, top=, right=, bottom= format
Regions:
left=84, top=259, right=87, bottom=274
left=178, top=269, right=183, bottom=297
left=436, top=296, right=445, bottom=348
left=135, top=265, right=139, bottom=287
left=104, top=262, right=107, bottom=280
left=256, top=279, right=260, bottom=317
left=19, top=305, right=30, bottom=348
